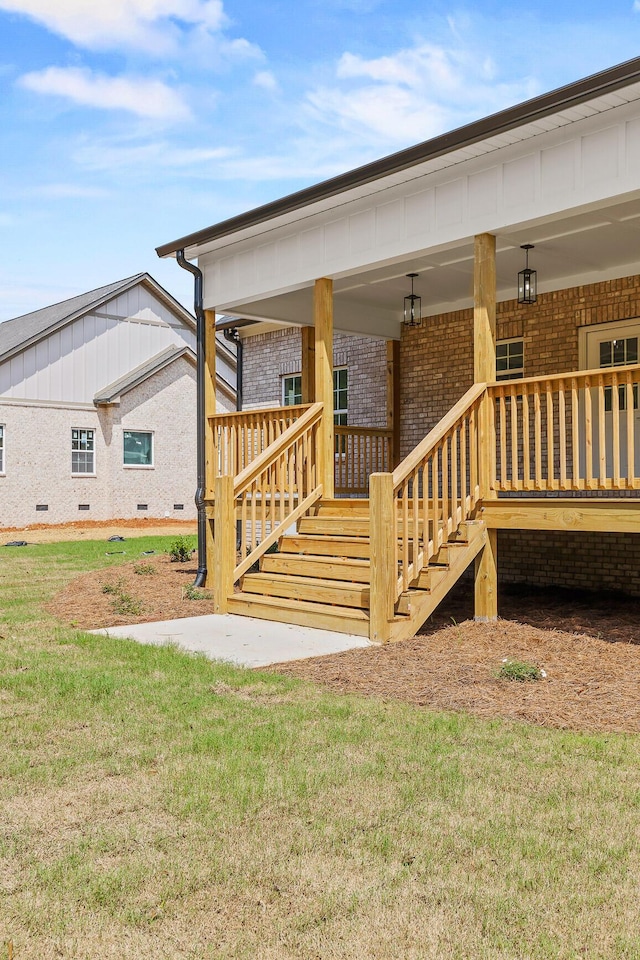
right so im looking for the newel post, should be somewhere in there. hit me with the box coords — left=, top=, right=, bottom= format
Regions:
left=212, top=474, right=235, bottom=614
left=473, top=232, right=498, bottom=621
left=369, top=472, right=396, bottom=642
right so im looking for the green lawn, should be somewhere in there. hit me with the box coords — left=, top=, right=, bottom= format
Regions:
left=1, top=538, right=639, bottom=959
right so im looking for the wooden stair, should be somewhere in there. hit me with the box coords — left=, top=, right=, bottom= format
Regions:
left=226, top=500, right=486, bottom=642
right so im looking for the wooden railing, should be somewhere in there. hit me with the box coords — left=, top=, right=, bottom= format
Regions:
left=212, top=402, right=324, bottom=611
left=368, top=383, right=486, bottom=641
left=334, top=425, right=394, bottom=495
left=210, top=404, right=311, bottom=483
left=488, top=364, right=640, bottom=492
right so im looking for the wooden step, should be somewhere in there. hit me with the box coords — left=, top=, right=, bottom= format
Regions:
left=227, top=593, right=371, bottom=637
left=242, top=571, right=370, bottom=607
left=298, top=516, right=370, bottom=537
left=280, top=533, right=372, bottom=559
left=261, top=552, right=371, bottom=582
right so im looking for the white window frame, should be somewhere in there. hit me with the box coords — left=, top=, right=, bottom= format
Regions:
left=281, top=374, right=302, bottom=407
left=71, top=428, right=95, bottom=476
left=0, top=424, right=4, bottom=475
left=123, top=429, right=154, bottom=469
left=496, top=338, right=524, bottom=381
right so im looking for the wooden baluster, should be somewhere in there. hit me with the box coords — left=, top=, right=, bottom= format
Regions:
left=402, top=482, right=409, bottom=590
left=470, top=403, right=478, bottom=505
left=534, top=381, right=542, bottom=490
left=240, top=493, right=247, bottom=562
left=441, top=437, right=449, bottom=538
left=546, top=380, right=555, bottom=490
left=585, top=376, right=594, bottom=489
left=461, top=416, right=468, bottom=516
left=571, top=378, right=580, bottom=490
left=509, top=384, right=519, bottom=491
left=597, top=374, right=606, bottom=487
left=522, top=388, right=530, bottom=490
left=558, top=380, right=567, bottom=490
left=612, top=371, right=621, bottom=488
left=499, top=385, right=507, bottom=489
left=431, top=450, right=439, bottom=554
left=451, top=426, right=459, bottom=526
left=626, top=372, right=635, bottom=487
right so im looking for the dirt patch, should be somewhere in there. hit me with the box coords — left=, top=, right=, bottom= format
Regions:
left=47, top=553, right=215, bottom=629
left=1, top=518, right=196, bottom=544
left=47, top=557, right=640, bottom=732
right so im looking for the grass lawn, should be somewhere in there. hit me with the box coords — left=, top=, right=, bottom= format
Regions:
left=1, top=538, right=640, bottom=959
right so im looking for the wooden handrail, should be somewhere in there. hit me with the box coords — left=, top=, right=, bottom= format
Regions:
left=487, top=362, right=640, bottom=390
left=209, top=402, right=311, bottom=425
left=392, top=382, right=487, bottom=488
left=334, top=425, right=393, bottom=438
left=234, top=402, right=323, bottom=495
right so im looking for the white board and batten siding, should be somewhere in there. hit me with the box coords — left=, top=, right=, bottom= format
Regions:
left=0, top=286, right=195, bottom=403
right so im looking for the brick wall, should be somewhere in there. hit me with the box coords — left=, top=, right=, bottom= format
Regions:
left=400, top=272, right=640, bottom=597
left=243, top=327, right=388, bottom=427
left=0, top=356, right=198, bottom=528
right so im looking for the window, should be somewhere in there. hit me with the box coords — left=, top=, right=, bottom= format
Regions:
left=72, top=428, right=95, bottom=475
left=333, top=368, right=348, bottom=426
left=496, top=339, right=524, bottom=380
left=282, top=370, right=348, bottom=423
left=0, top=424, right=4, bottom=474
left=600, top=337, right=639, bottom=411
left=282, top=375, right=302, bottom=406
left=124, top=430, right=153, bottom=466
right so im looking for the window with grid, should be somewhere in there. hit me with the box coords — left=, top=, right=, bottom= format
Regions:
left=496, top=339, right=524, bottom=380
left=600, top=337, right=639, bottom=411
left=333, top=368, right=348, bottom=425
left=0, top=425, right=4, bottom=473
left=282, top=375, right=302, bottom=406
left=72, top=428, right=95, bottom=475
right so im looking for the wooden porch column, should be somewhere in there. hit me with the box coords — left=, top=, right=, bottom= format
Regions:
left=301, top=325, right=316, bottom=404
left=473, top=233, right=498, bottom=621
left=314, top=278, right=334, bottom=499
left=369, top=472, right=395, bottom=642
left=386, top=340, right=401, bottom=467
left=203, top=308, right=217, bottom=587
left=212, top=474, right=234, bottom=613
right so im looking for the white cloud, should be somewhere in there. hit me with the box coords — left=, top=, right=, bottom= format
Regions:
left=19, top=67, right=191, bottom=121
left=635, top=1, right=640, bottom=11
left=72, top=138, right=234, bottom=172
left=306, top=40, right=538, bottom=151
left=253, top=70, right=279, bottom=93
left=0, top=0, right=253, bottom=57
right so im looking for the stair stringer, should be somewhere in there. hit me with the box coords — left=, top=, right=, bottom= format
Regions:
left=388, top=521, right=486, bottom=644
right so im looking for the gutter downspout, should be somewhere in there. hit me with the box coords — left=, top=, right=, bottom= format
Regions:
left=175, top=249, right=207, bottom=587
left=223, top=327, right=242, bottom=411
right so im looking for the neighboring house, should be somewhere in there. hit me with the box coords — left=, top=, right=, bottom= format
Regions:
left=158, top=58, right=640, bottom=640
left=0, top=273, right=236, bottom=528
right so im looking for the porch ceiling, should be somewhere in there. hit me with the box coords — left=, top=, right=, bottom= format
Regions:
left=232, top=192, right=640, bottom=340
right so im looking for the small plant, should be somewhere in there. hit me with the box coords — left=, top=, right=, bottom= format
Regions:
left=497, top=658, right=545, bottom=682
left=102, top=580, right=122, bottom=595
left=102, top=579, right=143, bottom=616
left=182, top=584, right=212, bottom=601
left=111, top=590, right=143, bottom=616
left=134, top=562, right=157, bottom=576
left=169, top=536, right=196, bottom=563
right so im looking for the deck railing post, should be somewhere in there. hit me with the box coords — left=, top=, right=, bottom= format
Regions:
left=369, top=472, right=396, bottom=643
left=212, top=474, right=235, bottom=614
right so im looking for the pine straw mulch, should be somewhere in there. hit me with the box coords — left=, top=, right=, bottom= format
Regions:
left=46, top=554, right=640, bottom=733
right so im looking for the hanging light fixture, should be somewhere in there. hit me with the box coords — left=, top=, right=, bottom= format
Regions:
left=517, top=244, right=537, bottom=305
left=403, top=272, right=422, bottom=327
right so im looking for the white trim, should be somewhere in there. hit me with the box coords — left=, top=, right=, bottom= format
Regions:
left=71, top=427, right=96, bottom=477
left=0, top=423, right=5, bottom=476
left=123, top=428, right=155, bottom=468
left=0, top=398, right=97, bottom=411
left=578, top=315, right=640, bottom=369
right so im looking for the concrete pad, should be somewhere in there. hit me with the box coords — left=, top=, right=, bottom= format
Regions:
left=92, top=614, right=372, bottom=668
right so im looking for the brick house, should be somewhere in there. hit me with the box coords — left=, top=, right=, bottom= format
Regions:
left=0, top=273, right=236, bottom=528
left=157, top=58, right=640, bottom=641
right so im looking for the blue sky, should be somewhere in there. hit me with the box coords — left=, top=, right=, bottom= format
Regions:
left=1, top=0, right=640, bottom=320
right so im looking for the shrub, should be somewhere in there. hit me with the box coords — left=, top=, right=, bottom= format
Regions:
left=169, top=536, right=196, bottom=563
left=134, top=562, right=156, bottom=576
left=182, top=584, right=212, bottom=601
